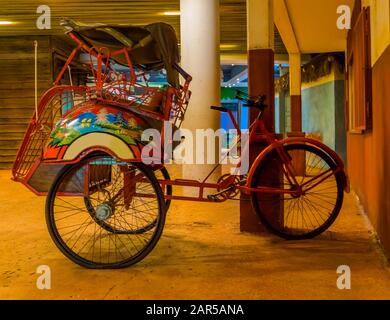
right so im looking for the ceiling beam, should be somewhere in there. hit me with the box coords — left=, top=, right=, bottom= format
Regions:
left=274, top=0, right=300, bottom=54
left=221, top=53, right=247, bottom=65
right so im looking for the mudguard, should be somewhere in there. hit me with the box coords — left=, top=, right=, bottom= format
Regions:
left=43, top=103, right=154, bottom=163
left=246, top=137, right=350, bottom=193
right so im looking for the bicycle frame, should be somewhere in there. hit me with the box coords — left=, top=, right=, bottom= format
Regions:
left=156, top=106, right=349, bottom=203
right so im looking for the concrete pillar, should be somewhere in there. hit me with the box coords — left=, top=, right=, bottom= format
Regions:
left=240, top=0, right=276, bottom=233
left=180, top=0, right=221, bottom=183
left=279, top=89, right=286, bottom=133
left=247, top=0, right=275, bottom=130
left=288, top=53, right=305, bottom=175
left=289, top=53, right=302, bottom=132
left=278, top=64, right=287, bottom=133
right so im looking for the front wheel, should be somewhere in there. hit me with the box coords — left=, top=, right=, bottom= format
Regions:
left=250, top=144, right=344, bottom=240
left=45, top=155, right=166, bottom=269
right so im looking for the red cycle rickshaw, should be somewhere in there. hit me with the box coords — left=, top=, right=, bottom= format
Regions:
left=12, top=19, right=350, bottom=268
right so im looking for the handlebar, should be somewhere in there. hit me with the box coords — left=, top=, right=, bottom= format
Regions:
left=235, top=90, right=267, bottom=110
left=210, top=91, right=267, bottom=113
left=210, top=106, right=229, bottom=113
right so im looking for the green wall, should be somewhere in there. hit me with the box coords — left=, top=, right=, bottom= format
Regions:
left=301, top=80, right=346, bottom=161
left=276, top=76, right=346, bottom=162
left=302, top=82, right=336, bottom=149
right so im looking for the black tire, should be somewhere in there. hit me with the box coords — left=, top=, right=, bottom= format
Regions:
left=46, top=154, right=166, bottom=269
left=250, top=143, right=344, bottom=240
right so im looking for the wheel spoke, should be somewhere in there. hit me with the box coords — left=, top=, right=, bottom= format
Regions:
left=251, top=144, right=343, bottom=238
left=46, top=155, right=165, bottom=268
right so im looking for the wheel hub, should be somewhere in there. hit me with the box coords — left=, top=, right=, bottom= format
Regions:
left=95, top=203, right=113, bottom=221
left=290, top=185, right=303, bottom=198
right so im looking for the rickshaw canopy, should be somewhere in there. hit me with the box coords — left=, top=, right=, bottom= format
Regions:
left=61, top=18, right=181, bottom=87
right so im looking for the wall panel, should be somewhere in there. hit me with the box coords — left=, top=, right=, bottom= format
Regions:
left=0, top=36, right=52, bottom=169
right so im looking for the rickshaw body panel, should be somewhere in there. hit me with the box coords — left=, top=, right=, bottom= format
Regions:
left=42, top=103, right=152, bottom=164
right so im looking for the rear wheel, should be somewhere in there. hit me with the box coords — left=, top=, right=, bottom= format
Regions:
left=46, top=154, right=166, bottom=269
left=250, top=144, right=344, bottom=240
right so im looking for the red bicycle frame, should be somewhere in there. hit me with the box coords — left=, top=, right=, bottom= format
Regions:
left=156, top=104, right=349, bottom=203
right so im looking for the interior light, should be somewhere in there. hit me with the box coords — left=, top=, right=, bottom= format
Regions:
left=0, top=21, right=14, bottom=25
left=162, top=11, right=181, bottom=16
left=220, top=44, right=239, bottom=50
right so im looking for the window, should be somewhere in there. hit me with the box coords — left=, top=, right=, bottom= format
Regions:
left=346, top=6, right=372, bottom=133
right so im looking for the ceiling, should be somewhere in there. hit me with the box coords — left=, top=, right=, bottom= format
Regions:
left=0, top=0, right=355, bottom=57
left=0, top=0, right=356, bottom=89
left=280, top=0, right=355, bottom=53
left=0, top=0, right=287, bottom=55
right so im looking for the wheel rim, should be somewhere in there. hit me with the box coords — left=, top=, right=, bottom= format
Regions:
left=47, top=155, right=164, bottom=267
left=251, top=144, right=343, bottom=238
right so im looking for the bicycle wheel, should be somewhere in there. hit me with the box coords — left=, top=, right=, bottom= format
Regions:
left=250, top=144, right=344, bottom=240
left=46, top=154, right=166, bottom=269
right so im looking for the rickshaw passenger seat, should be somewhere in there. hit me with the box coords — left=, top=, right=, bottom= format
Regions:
left=131, top=86, right=171, bottom=114
left=139, top=91, right=164, bottom=113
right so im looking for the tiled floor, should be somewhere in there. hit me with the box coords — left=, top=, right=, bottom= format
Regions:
left=1, top=168, right=390, bottom=300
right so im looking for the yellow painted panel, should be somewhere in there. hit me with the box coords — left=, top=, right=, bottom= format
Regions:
left=63, top=132, right=135, bottom=161
left=363, top=0, right=390, bottom=65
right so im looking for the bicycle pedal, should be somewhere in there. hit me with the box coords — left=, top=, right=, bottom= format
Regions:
left=207, top=194, right=224, bottom=202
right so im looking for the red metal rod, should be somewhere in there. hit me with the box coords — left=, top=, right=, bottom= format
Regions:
left=239, top=186, right=297, bottom=195
left=302, top=168, right=342, bottom=193
left=54, top=45, right=81, bottom=85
